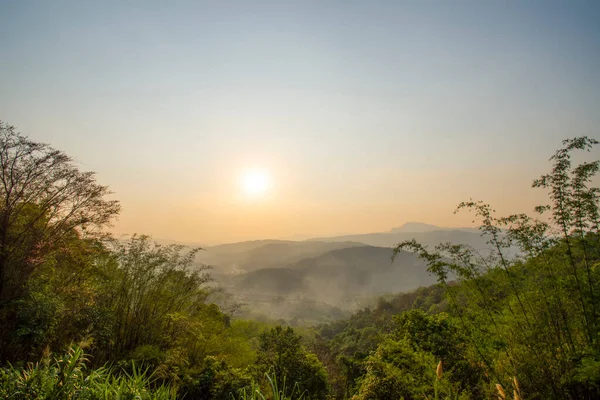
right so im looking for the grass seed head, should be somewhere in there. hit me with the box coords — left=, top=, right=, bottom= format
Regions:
left=496, top=384, right=506, bottom=399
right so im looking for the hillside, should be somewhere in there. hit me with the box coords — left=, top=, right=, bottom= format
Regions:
left=219, top=245, right=438, bottom=323
left=197, top=224, right=485, bottom=323
left=199, top=240, right=365, bottom=274
left=200, top=223, right=487, bottom=277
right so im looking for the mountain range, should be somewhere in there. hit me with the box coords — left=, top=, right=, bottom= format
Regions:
left=308, top=223, right=485, bottom=248
left=193, top=223, right=484, bottom=324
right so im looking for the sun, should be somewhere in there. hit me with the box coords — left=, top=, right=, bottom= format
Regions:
left=241, top=169, right=270, bottom=197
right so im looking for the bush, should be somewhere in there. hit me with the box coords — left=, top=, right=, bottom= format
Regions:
left=0, top=346, right=175, bottom=400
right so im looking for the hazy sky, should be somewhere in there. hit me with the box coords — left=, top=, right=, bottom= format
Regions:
left=1, top=1, right=599, bottom=244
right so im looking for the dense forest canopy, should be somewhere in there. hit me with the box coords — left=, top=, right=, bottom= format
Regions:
left=1, top=120, right=600, bottom=400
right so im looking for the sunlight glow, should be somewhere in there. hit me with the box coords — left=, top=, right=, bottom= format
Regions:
left=241, top=169, right=270, bottom=198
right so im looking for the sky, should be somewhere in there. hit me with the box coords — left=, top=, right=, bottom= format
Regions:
left=1, top=1, right=599, bottom=244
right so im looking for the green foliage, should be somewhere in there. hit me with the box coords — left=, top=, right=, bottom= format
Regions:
left=254, top=326, right=329, bottom=400
left=236, top=371, right=308, bottom=400
left=390, top=136, right=600, bottom=399
left=0, top=121, right=120, bottom=305
left=316, top=285, right=447, bottom=398
left=0, top=346, right=175, bottom=399
left=94, top=235, right=211, bottom=363
left=352, top=338, right=437, bottom=400
left=11, top=283, right=64, bottom=357
left=178, top=356, right=252, bottom=399
left=393, top=310, right=484, bottom=395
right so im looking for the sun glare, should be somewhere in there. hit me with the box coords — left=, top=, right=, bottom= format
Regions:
left=241, top=169, right=270, bottom=197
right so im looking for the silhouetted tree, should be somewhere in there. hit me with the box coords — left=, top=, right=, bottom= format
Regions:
left=0, top=121, right=120, bottom=302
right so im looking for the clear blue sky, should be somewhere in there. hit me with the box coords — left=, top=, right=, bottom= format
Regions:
left=1, top=1, right=599, bottom=243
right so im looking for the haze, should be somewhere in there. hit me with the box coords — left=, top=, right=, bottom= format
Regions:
left=1, top=1, right=599, bottom=244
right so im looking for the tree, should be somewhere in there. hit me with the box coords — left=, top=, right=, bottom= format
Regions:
left=0, top=121, right=120, bottom=302
left=6, top=235, right=110, bottom=360
left=255, top=326, right=329, bottom=400
left=393, top=310, right=484, bottom=395
left=94, top=235, right=211, bottom=363
left=392, top=137, right=600, bottom=398
left=353, top=338, right=437, bottom=400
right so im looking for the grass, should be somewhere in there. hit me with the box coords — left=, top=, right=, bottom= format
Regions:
left=0, top=346, right=175, bottom=399
left=234, top=370, right=307, bottom=400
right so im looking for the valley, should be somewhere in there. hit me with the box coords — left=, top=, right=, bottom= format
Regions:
left=199, top=223, right=479, bottom=323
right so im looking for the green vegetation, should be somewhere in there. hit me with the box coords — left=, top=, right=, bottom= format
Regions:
left=2, top=119, right=600, bottom=399
left=316, top=137, right=600, bottom=399
left=235, top=371, right=308, bottom=400
left=0, top=346, right=175, bottom=399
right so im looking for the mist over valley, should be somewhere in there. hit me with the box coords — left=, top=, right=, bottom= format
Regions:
left=196, top=223, right=483, bottom=323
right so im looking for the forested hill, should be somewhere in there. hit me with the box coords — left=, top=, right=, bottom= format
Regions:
left=233, top=245, right=432, bottom=296
left=197, top=240, right=365, bottom=273
left=197, top=228, right=478, bottom=323
left=219, top=245, right=440, bottom=323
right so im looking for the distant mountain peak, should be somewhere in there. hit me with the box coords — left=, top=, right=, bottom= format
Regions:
left=390, top=222, right=441, bottom=233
